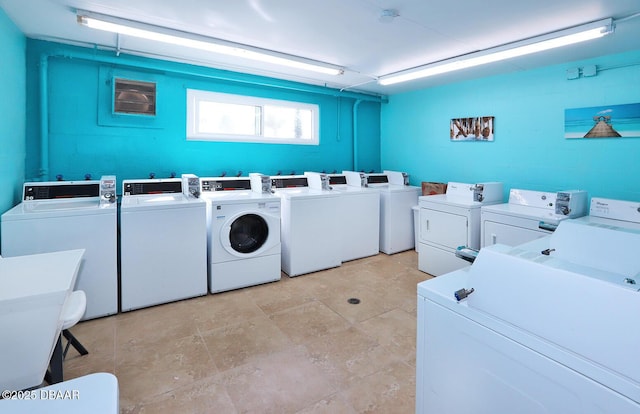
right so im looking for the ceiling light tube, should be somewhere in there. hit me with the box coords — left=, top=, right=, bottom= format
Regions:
left=76, top=10, right=344, bottom=76
left=378, top=19, right=614, bottom=86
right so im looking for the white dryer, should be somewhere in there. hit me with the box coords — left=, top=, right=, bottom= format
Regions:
left=119, top=178, right=207, bottom=311
left=481, top=189, right=588, bottom=248
left=343, top=170, right=420, bottom=254
left=1, top=176, right=118, bottom=320
left=418, top=181, right=503, bottom=276
left=200, top=176, right=281, bottom=293
left=265, top=174, right=341, bottom=277
left=306, top=172, right=380, bottom=262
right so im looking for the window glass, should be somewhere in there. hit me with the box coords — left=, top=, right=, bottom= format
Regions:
left=197, top=101, right=259, bottom=136
left=264, top=106, right=313, bottom=140
left=187, top=89, right=319, bottom=145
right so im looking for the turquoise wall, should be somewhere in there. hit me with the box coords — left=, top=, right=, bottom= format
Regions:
left=25, top=40, right=381, bottom=190
left=381, top=50, right=640, bottom=202
left=0, top=8, right=26, bottom=234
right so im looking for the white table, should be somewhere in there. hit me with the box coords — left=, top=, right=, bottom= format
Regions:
left=0, top=373, right=118, bottom=413
left=0, top=249, right=84, bottom=391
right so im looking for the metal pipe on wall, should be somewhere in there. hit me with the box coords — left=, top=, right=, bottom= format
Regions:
left=38, top=55, right=49, bottom=180
left=352, top=99, right=362, bottom=172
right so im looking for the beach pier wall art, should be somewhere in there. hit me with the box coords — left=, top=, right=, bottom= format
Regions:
left=450, top=116, right=495, bottom=141
left=565, top=103, right=640, bottom=139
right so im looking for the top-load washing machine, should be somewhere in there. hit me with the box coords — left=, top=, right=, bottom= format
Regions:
left=343, top=170, right=420, bottom=254
left=200, top=175, right=281, bottom=293
left=417, top=228, right=640, bottom=413
left=260, top=174, right=342, bottom=277
left=418, top=181, right=503, bottom=276
left=119, top=177, right=207, bottom=311
left=1, top=176, right=118, bottom=320
left=305, top=172, right=380, bottom=262
left=480, top=188, right=588, bottom=248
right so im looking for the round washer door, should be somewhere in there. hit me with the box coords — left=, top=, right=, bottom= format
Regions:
left=228, top=213, right=269, bottom=254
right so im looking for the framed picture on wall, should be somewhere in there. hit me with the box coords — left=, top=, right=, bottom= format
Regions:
left=564, top=103, right=640, bottom=139
left=450, top=116, right=494, bottom=141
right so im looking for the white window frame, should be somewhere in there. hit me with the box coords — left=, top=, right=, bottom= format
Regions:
left=186, top=89, right=319, bottom=145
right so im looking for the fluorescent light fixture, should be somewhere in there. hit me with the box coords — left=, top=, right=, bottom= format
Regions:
left=378, top=19, right=614, bottom=86
left=76, top=10, right=344, bottom=76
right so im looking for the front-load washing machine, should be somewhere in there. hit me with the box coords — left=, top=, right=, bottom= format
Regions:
left=418, top=181, right=503, bottom=276
left=119, top=178, right=207, bottom=311
left=344, top=170, right=420, bottom=254
left=480, top=188, right=588, bottom=248
left=1, top=176, right=118, bottom=320
left=305, top=172, right=380, bottom=262
left=263, top=174, right=342, bottom=277
left=200, top=176, right=281, bottom=293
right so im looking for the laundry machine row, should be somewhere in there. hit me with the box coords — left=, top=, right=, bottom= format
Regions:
left=0, top=169, right=422, bottom=315
left=3, top=173, right=286, bottom=313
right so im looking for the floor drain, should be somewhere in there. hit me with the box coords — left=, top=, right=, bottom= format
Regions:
left=347, top=298, right=361, bottom=305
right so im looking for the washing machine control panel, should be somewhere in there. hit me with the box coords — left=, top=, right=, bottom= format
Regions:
left=202, top=178, right=251, bottom=192
left=123, top=180, right=182, bottom=196
left=272, top=177, right=308, bottom=188
left=328, top=175, right=347, bottom=185
left=366, top=174, right=389, bottom=185
left=23, top=181, right=100, bottom=201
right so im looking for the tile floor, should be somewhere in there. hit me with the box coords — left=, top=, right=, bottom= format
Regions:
left=63, top=250, right=432, bottom=413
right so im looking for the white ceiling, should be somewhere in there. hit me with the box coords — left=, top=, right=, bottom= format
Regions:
left=2, top=0, right=639, bottom=96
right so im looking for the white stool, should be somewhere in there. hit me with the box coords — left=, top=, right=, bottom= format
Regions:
left=47, top=291, right=88, bottom=384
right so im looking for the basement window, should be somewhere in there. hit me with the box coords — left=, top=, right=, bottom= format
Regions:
left=114, top=79, right=157, bottom=116
left=186, top=89, right=319, bottom=145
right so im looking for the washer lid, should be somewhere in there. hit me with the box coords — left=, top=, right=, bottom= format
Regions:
left=1, top=198, right=114, bottom=220
left=420, top=194, right=484, bottom=208
left=378, top=184, right=420, bottom=193
left=276, top=188, right=340, bottom=200
left=25, top=198, right=100, bottom=211
left=121, top=193, right=204, bottom=209
left=481, top=203, right=569, bottom=224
